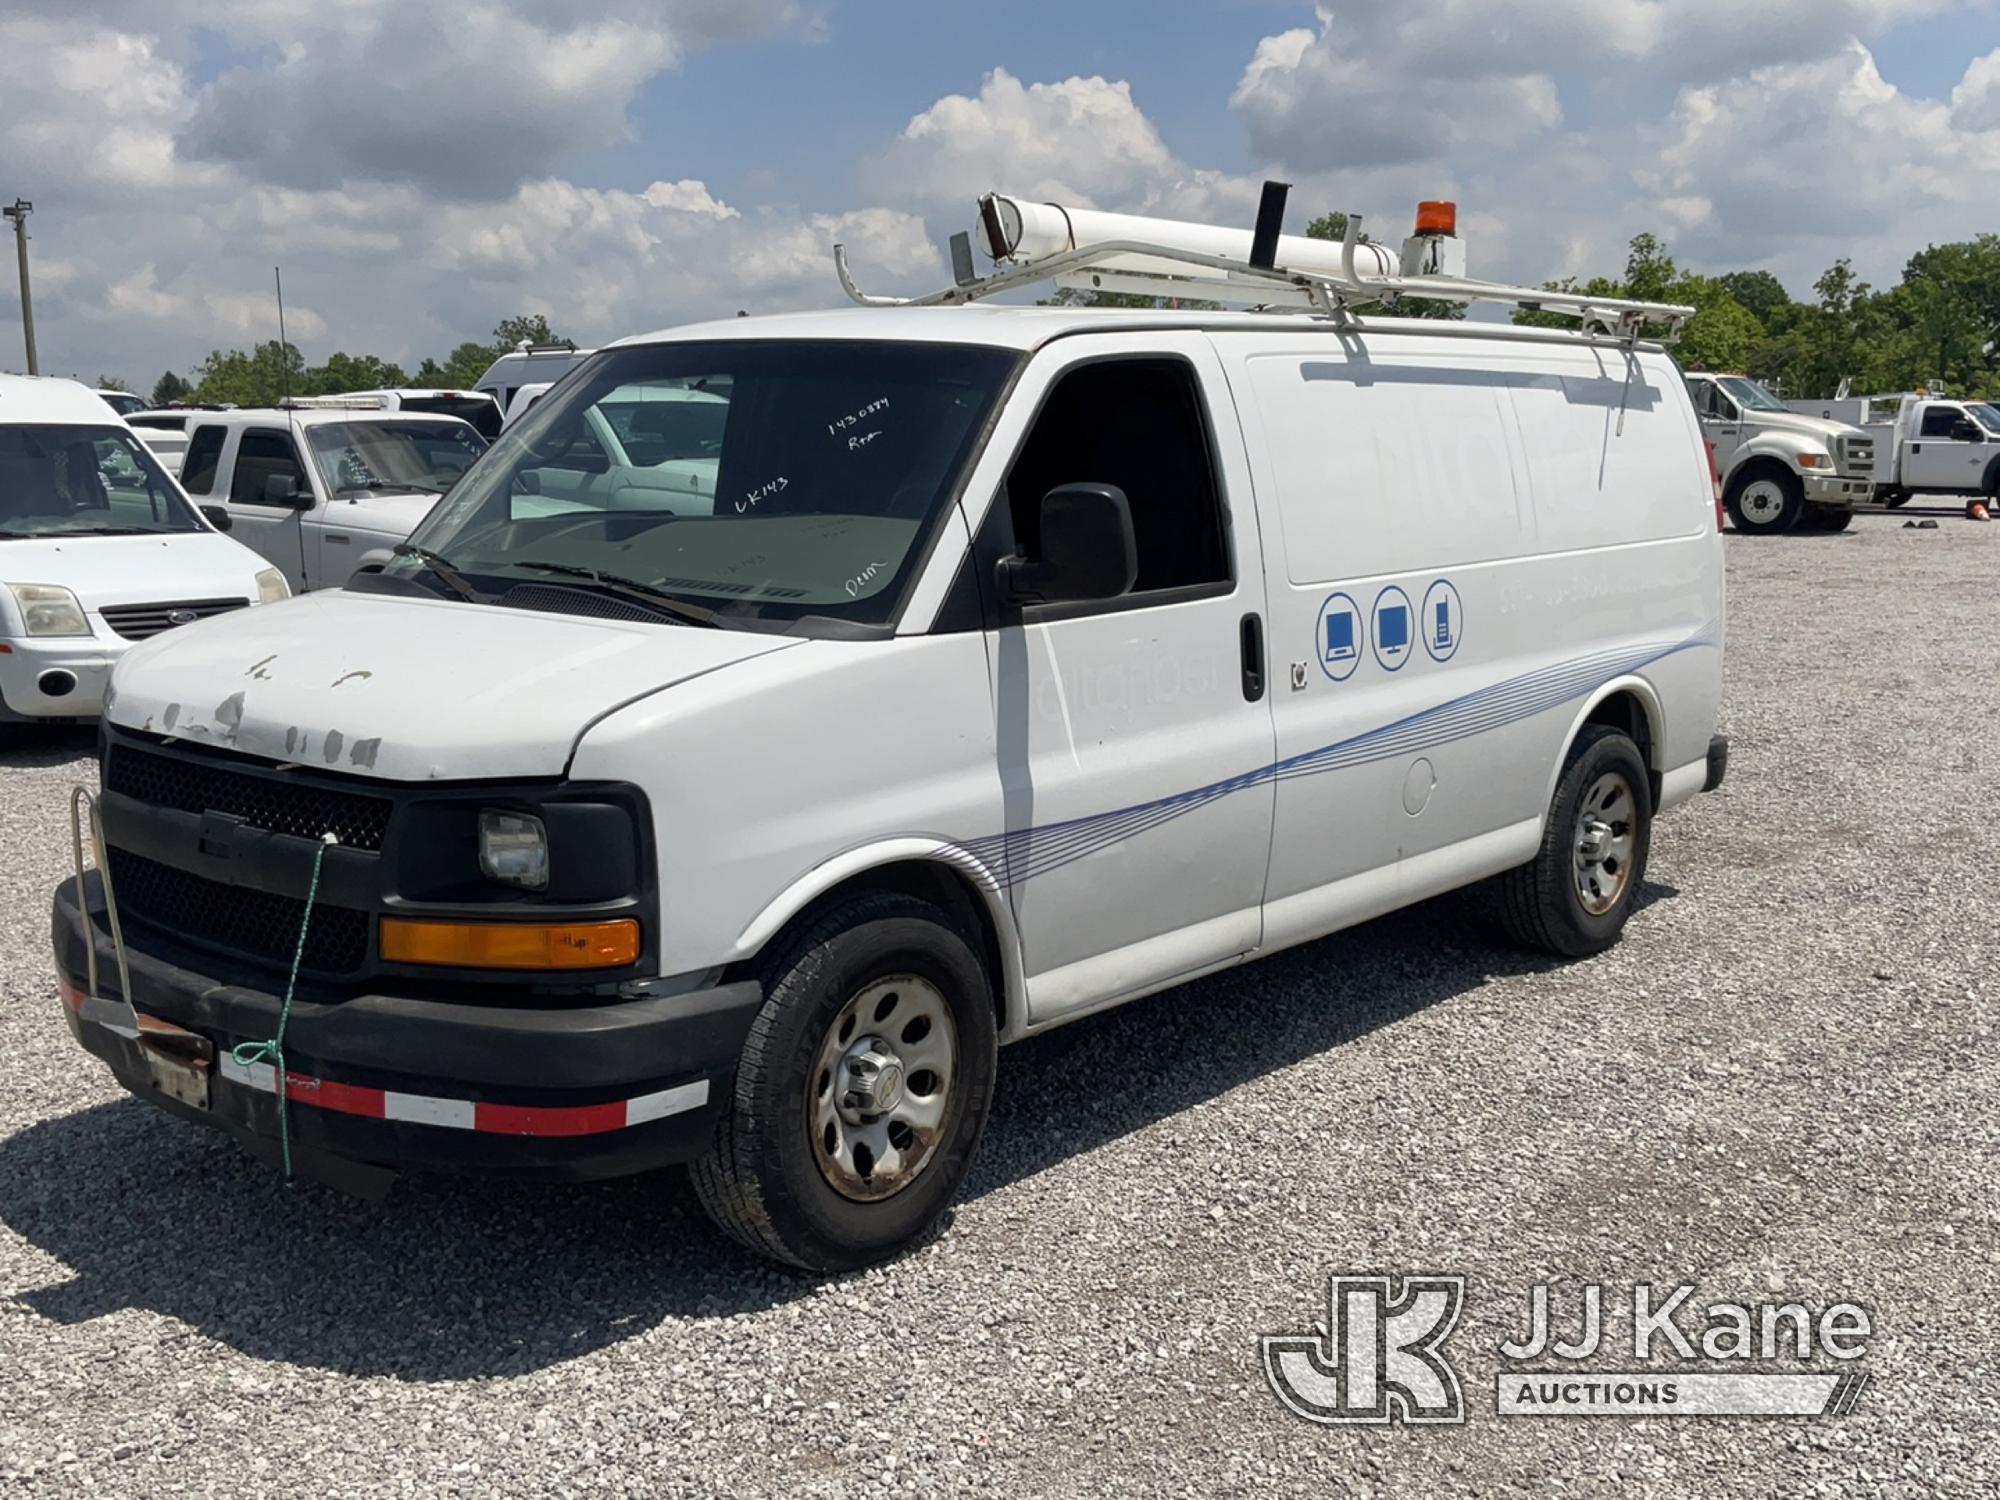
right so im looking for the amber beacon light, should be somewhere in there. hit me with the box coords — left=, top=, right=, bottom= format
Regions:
left=1414, top=200, right=1458, bottom=237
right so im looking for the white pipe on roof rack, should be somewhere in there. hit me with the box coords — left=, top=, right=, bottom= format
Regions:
left=976, top=193, right=1399, bottom=281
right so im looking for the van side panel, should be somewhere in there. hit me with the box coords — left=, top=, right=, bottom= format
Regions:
left=1214, top=331, right=1721, bottom=952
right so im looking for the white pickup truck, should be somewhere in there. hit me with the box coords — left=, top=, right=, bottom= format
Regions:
left=1684, top=373, right=1875, bottom=534
left=170, top=405, right=487, bottom=591
left=1785, top=392, right=2000, bottom=514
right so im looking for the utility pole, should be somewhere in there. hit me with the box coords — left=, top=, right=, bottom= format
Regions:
left=2, top=199, right=36, bottom=375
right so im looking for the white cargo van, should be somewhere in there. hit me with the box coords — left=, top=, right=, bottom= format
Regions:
left=475, top=343, right=592, bottom=416
left=53, top=196, right=1726, bottom=1269
left=0, top=376, right=288, bottom=722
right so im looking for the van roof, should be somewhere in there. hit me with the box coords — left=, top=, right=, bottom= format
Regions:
left=0, top=373, right=133, bottom=425
left=608, top=304, right=1673, bottom=357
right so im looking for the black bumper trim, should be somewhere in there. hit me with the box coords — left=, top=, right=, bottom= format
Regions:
left=51, top=875, right=763, bottom=1182
left=1704, top=734, right=1729, bottom=793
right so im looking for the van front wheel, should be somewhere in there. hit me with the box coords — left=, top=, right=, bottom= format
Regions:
left=1496, top=725, right=1653, bottom=958
left=691, top=891, right=998, bottom=1272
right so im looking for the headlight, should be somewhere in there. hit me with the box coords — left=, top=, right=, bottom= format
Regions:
left=1797, top=452, right=1832, bottom=470
left=479, top=810, right=549, bottom=891
left=255, top=568, right=290, bottom=604
left=5, top=583, right=90, bottom=637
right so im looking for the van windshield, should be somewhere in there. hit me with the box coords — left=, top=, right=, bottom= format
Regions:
left=389, top=340, right=1017, bottom=629
left=0, top=424, right=203, bottom=538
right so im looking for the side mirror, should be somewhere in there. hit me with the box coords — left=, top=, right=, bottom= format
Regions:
left=997, top=483, right=1139, bottom=606
left=1951, top=422, right=1981, bottom=443
left=263, top=473, right=312, bottom=508
left=199, top=505, right=233, bottom=532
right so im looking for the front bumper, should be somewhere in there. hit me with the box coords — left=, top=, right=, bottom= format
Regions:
left=0, top=632, right=122, bottom=718
left=51, top=874, right=761, bottom=1190
left=1805, top=474, right=1872, bottom=505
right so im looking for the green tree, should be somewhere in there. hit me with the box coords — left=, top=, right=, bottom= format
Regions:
left=150, top=371, right=192, bottom=407
left=94, top=374, right=130, bottom=392
left=491, top=313, right=570, bottom=351
left=190, top=341, right=308, bottom=405
left=1303, top=210, right=1464, bottom=320
left=1716, top=270, right=1792, bottom=327
left=304, top=351, right=411, bottom=395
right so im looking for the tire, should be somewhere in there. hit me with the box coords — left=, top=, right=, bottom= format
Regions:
left=1803, top=504, right=1854, bottom=532
left=1882, top=488, right=1912, bottom=509
left=691, top=890, right=999, bottom=1272
left=1495, top=724, right=1654, bottom=959
left=1725, top=468, right=1803, bottom=535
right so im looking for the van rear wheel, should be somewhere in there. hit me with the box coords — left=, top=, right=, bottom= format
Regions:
left=691, top=891, right=998, bottom=1272
left=1496, top=725, right=1653, bottom=958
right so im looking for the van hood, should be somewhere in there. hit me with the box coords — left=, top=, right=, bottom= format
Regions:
left=0, top=532, right=266, bottom=608
left=1745, top=409, right=1863, bottom=444
left=104, top=589, right=801, bottom=780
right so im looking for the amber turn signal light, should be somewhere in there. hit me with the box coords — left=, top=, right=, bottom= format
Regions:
left=380, top=917, right=641, bottom=970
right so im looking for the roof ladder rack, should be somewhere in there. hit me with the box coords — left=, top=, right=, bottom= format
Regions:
left=835, top=183, right=1695, bottom=348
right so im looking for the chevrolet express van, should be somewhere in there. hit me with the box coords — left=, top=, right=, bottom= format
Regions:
left=53, top=276, right=1726, bottom=1268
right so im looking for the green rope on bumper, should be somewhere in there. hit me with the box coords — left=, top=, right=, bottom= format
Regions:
left=230, top=832, right=338, bottom=1180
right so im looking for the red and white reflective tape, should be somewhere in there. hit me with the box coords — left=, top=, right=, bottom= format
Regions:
left=62, top=981, right=708, bottom=1138
left=216, top=1056, right=710, bottom=1137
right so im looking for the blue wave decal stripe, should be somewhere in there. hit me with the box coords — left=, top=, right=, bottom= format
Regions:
left=965, top=623, right=1718, bottom=887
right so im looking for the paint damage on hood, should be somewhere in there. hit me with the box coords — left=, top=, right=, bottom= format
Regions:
left=105, top=588, right=800, bottom=781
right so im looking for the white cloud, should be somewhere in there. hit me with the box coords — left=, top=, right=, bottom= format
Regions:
left=3, top=2, right=1997, bottom=394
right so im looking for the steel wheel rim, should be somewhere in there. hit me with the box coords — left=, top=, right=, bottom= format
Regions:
left=808, top=975, right=958, bottom=1203
left=1739, top=481, right=1786, bottom=524
left=1572, top=772, right=1637, bottom=916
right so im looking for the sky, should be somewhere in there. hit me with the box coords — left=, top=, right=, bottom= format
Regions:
left=3, top=0, right=1999, bottom=390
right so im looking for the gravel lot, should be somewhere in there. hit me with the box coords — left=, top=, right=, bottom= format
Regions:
left=1, top=515, right=1994, bottom=1498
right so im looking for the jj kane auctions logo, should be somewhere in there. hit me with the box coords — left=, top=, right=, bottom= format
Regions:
left=1262, top=1276, right=1873, bottom=1424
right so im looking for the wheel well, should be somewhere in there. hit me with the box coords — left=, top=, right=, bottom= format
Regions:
left=1726, top=455, right=1796, bottom=499
left=739, top=860, right=1011, bottom=1034
left=1582, top=689, right=1661, bottom=806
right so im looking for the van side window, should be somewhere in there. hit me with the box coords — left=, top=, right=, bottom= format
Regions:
left=231, top=429, right=307, bottom=505
left=181, top=425, right=226, bottom=494
left=1005, top=360, right=1230, bottom=595
left=1920, top=405, right=1965, bottom=438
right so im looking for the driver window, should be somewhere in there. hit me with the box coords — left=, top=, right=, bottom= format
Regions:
left=1919, top=406, right=1965, bottom=439
left=231, top=429, right=307, bottom=505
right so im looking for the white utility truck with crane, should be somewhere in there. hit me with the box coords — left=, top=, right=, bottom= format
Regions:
left=1786, top=390, right=2000, bottom=517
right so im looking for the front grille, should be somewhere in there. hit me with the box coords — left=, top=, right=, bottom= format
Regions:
left=1836, top=436, right=1875, bottom=478
left=99, top=598, right=248, bottom=641
left=104, top=745, right=393, bottom=852
left=107, top=848, right=370, bottom=976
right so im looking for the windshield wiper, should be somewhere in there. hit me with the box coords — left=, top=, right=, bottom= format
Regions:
left=59, top=525, right=159, bottom=536
left=510, top=561, right=724, bottom=629
left=390, top=543, right=485, bottom=604
left=340, top=482, right=444, bottom=496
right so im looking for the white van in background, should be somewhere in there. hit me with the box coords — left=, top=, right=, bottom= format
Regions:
left=475, top=342, right=592, bottom=416
left=0, top=375, right=287, bottom=722
left=55, top=196, right=1725, bottom=1271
